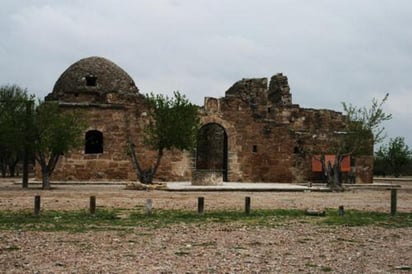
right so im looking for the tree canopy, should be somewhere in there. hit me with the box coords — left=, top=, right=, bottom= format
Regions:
left=129, top=91, right=200, bottom=184
left=316, top=94, right=392, bottom=189
left=342, top=93, right=392, bottom=154
left=375, top=137, right=412, bottom=177
left=0, top=85, right=34, bottom=179
left=33, top=101, right=86, bottom=189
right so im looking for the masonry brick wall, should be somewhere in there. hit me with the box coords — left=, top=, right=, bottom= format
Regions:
left=43, top=57, right=373, bottom=184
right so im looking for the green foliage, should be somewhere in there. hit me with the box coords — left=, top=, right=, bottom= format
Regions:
left=0, top=84, right=34, bottom=177
left=317, top=94, right=392, bottom=189
left=321, top=209, right=412, bottom=227
left=129, top=91, right=200, bottom=183
left=0, top=209, right=121, bottom=232
left=375, top=137, right=412, bottom=177
left=129, top=208, right=305, bottom=228
left=0, top=208, right=410, bottom=232
left=34, top=101, right=86, bottom=188
left=34, top=102, right=85, bottom=157
left=342, top=93, right=392, bottom=154
left=144, top=91, right=200, bottom=152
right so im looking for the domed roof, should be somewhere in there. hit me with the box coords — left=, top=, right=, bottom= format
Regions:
left=46, top=56, right=140, bottom=104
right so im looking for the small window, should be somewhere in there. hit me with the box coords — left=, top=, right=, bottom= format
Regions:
left=85, top=75, right=97, bottom=86
left=85, top=130, right=103, bottom=154
left=294, top=146, right=300, bottom=154
left=253, top=145, right=258, bottom=153
left=267, top=107, right=272, bottom=113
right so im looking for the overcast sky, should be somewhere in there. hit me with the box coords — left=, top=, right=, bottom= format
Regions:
left=1, top=0, right=411, bottom=148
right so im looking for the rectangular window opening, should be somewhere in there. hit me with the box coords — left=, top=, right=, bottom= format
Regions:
left=86, top=75, right=97, bottom=86
left=253, top=145, right=258, bottom=153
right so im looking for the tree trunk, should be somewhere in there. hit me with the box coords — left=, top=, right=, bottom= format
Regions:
left=320, top=154, right=344, bottom=191
left=8, top=159, right=19, bottom=177
left=127, top=142, right=164, bottom=184
left=42, top=170, right=51, bottom=189
left=139, top=169, right=154, bottom=184
left=9, top=165, right=15, bottom=177
left=40, top=162, right=51, bottom=190
left=1, top=165, right=6, bottom=178
left=329, top=155, right=344, bottom=191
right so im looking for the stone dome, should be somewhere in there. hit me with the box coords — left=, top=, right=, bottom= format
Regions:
left=46, top=56, right=140, bottom=104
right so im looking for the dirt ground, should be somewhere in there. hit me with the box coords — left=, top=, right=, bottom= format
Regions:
left=0, top=179, right=411, bottom=273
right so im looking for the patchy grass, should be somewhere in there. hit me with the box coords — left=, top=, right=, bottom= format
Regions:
left=0, top=208, right=410, bottom=232
left=321, top=209, right=412, bottom=227
left=0, top=209, right=122, bottom=232
left=128, top=208, right=306, bottom=228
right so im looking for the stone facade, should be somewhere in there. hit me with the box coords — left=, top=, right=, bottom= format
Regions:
left=43, top=56, right=373, bottom=183
left=44, top=56, right=193, bottom=182
left=197, top=74, right=371, bottom=183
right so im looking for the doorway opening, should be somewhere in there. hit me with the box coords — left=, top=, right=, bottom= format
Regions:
left=196, top=123, right=228, bottom=181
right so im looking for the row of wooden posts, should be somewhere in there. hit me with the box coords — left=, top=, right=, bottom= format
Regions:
left=33, top=189, right=399, bottom=216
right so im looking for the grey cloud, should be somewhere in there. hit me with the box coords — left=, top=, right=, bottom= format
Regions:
left=0, top=0, right=411, bottom=146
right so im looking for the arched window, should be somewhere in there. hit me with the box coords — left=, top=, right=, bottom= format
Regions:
left=85, top=130, right=103, bottom=154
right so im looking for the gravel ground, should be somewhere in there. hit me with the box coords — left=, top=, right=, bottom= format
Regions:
left=0, top=179, right=411, bottom=273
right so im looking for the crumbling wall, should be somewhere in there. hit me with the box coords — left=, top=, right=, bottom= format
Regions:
left=46, top=56, right=373, bottom=184
left=199, top=73, right=372, bottom=183
left=268, top=73, right=292, bottom=106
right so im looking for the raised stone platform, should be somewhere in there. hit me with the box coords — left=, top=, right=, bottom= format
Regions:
left=167, top=182, right=330, bottom=192
left=191, top=170, right=223, bottom=186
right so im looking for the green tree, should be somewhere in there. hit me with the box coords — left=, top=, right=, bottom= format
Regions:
left=33, top=102, right=86, bottom=189
left=375, top=137, right=412, bottom=177
left=342, top=93, right=392, bottom=149
left=0, top=85, right=34, bottom=178
left=128, top=91, right=200, bottom=184
left=317, top=94, right=392, bottom=190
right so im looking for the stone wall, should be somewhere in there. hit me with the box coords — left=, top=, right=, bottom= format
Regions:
left=44, top=55, right=373, bottom=184
left=47, top=101, right=193, bottom=182
left=199, top=74, right=373, bottom=183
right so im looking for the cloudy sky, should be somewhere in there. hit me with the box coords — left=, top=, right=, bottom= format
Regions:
left=1, top=0, right=411, bottom=148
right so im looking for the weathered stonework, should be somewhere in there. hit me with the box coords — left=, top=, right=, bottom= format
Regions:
left=42, top=56, right=373, bottom=184
left=43, top=57, right=193, bottom=182
left=192, top=170, right=224, bottom=186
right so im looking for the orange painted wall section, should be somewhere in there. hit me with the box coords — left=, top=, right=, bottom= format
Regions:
left=312, top=155, right=350, bottom=172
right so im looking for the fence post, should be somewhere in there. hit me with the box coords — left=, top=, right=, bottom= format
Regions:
left=245, top=196, right=251, bottom=215
left=34, top=195, right=41, bottom=216
left=90, top=196, right=96, bottom=215
left=338, top=205, right=345, bottom=216
left=391, top=189, right=397, bottom=216
left=198, top=197, right=204, bottom=214
left=146, top=199, right=153, bottom=215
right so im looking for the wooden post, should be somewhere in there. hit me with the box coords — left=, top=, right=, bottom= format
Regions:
left=338, top=205, right=345, bottom=216
left=146, top=199, right=153, bottom=215
left=90, top=196, right=96, bottom=215
left=391, top=189, right=397, bottom=216
left=245, top=196, right=251, bottom=214
left=34, top=195, right=41, bottom=216
left=198, top=197, right=204, bottom=214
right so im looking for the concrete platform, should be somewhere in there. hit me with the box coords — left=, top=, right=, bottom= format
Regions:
left=166, top=182, right=330, bottom=192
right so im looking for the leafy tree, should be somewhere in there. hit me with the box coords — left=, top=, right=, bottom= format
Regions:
left=342, top=93, right=392, bottom=149
left=375, top=137, right=412, bottom=177
left=0, top=85, right=34, bottom=178
left=33, top=102, right=86, bottom=189
left=317, top=94, right=392, bottom=190
left=128, top=91, right=200, bottom=184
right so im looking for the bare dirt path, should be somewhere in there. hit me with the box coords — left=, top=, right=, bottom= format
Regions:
left=0, top=180, right=411, bottom=213
left=0, top=179, right=411, bottom=273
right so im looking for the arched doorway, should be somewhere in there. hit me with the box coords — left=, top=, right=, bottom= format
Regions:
left=85, top=130, right=103, bottom=154
left=196, top=123, right=228, bottom=181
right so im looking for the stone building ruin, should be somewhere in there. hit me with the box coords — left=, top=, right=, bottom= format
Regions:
left=44, top=56, right=373, bottom=184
